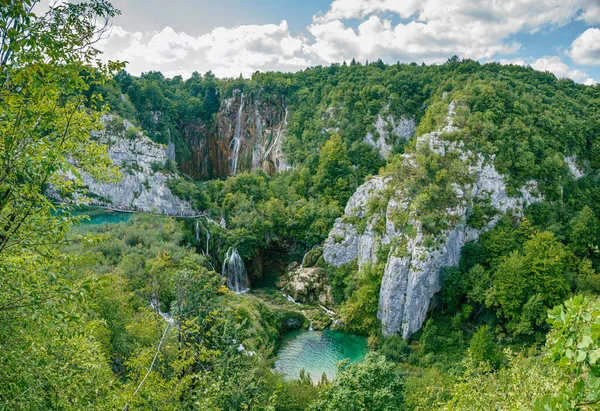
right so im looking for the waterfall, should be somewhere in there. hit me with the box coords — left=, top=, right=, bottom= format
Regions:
left=222, top=247, right=250, bottom=293
left=196, top=218, right=210, bottom=255
left=300, top=250, right=309, bottom=268
left=150, top=297, right=174, bottom=324
left=263, top=96, right=288, bottom=161
left=231, top=93, right=244, bottom=175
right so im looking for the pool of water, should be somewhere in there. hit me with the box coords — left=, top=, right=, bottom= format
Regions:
left=79, top=211, right=132, bottom=225
left=274, top=329, right=369, bottom=382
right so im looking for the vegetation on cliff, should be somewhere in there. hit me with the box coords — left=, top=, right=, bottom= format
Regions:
left=4, top=0, right=600, bottom=409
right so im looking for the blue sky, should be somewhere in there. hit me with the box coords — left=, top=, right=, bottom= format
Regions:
left=96, top=0, right=600, bottom=84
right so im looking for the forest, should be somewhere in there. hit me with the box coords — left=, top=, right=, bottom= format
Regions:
left=2, top=1, right=600, bottom=410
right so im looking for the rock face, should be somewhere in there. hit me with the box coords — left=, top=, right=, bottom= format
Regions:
left=323, top=176, right=390, bottom=268
left=283, top=267, right=333, bottom=306
left=178, top=94, right=416, bottom=179
left=76, top=116, right=192, bottom=214
left=323, top=106, right=543, bottom=339
left=365, top=113, right=415, bottom=158
left=179, top=91, right=290, bottom=179
left=564, top=155, right=585, bottom=179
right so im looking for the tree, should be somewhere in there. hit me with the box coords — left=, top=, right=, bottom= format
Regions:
left=0, top=1, right=124, bottom=407
left=420, top=319, right=441, bottom=354
left=314, top=133, right=352, bottom=202
left=469, top=325, right=502, bottom=368
left=538, top=295, right=600, bottom=409
left=568, top=206, right=598, bottom=258
left=309, top=353, right=404, bottom=411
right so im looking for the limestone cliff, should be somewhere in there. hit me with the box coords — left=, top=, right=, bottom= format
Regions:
left=364, top=111, right=415, bottom=158
left=73, top=116, right=192, bottom=214
left=178, top=91, right=290, bottom=179
left=323, top=105, right=543, bottom=339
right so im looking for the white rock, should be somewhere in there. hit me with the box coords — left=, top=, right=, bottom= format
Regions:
left=323, top=103, right=544, bottom=339
left=564, top=155, right=584, bottom=179
left=365, top=113, right=415, bottom=158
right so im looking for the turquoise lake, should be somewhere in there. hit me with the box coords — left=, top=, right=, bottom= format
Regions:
left=274, top=329, right=369, bottom=382
left=79, top=211, right=132, bottom=225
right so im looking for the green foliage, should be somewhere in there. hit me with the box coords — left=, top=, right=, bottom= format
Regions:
left=313, top=133, right=353, bottom=202
left=469, top=325, right=502, bottom=368
left=339, top=263, right=385, bottom=335
left=420, top=319, right=442, bottom=355
left=440, top=266, right=465, bottom=314
left=379, top=335, right=412, bottom=362
left=0, top=1, right=125, bottom=408
left=309, top=353, right=404, bottom=411
left=439, top=350, right=567, bottom=410
left=539, top=295, right=600, bottom=409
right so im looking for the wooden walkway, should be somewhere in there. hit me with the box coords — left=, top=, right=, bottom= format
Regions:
left=57, top=202, right=207, bottom=219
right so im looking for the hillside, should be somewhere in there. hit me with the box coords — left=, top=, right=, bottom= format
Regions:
left=3, top=3, right=600, bottom=407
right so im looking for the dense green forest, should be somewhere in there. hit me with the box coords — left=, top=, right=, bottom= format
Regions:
left=3, top=1, right=600, bottom=410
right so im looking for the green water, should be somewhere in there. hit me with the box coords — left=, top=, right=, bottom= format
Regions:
left=77, top=210, right=132, bottom=225
left=274, top=329, right=369, bottom=381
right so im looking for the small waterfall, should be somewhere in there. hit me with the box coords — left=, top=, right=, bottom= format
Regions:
left=196, top=219, right=210, bottom=255
left=300, top=250, right=309, bottom=268
left=263, top=96, right=288, bottom=161
left=302, top=310, right=314, bottom=331
left=203, top=223, right=210, bottom=256
left=231, top=93, right=245, bottom=175
left=222, top=247, right=250, bottom=293
left=150, top=297, right=174, bottom=324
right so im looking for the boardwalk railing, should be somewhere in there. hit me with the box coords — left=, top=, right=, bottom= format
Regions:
left=56, top=200, right=208, bottom=219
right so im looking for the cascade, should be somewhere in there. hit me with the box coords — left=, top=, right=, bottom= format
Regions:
left=222, top=247, right=250, bottom=293
left=231, top=93, right=245, bottom=175
left=263, top=96, right=288, bottom=161
left=196, top=219, right=210, bottom=255
left=203, top=222, right=210, bottom=255
left=150, top=297, right=174, bottom=323
left=300, top=249, right=310, bottom=268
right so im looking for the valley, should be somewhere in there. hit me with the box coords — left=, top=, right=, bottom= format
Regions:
left=3, top=1, right=600, bottom=409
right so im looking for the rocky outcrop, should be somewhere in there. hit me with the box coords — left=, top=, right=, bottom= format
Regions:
left=564, top=155, right=585, bottom=179
left=73, top=116, right=192, bottom=214
left=323, top=104, right=543, bottom=339
left=282, top=267, right=333, bottom=306
left=323, top=176, right=390, bottom=267
left=365, top=113, right=415, bottom=158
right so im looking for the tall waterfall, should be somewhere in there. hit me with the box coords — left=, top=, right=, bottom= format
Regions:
left=195, top=219, right=201, bottom=242
left=222, top=247, right=250, bottom=293
left=263, top=96, right=288, bottom=161
left=231, top=93, right=244, bottom=175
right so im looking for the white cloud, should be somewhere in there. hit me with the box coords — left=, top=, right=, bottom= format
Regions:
left=308, top=0, right=600, bottom=65
left=316, top=0, right=421, bottom=22
left=98, top=21, right=310, bottom=78
left=570, top=28, right=600, bottom=66
left=531, top=55, right=590, bottom=81
left=96, top=0, right=600, bottom=79
left=498, top=56, right=597, bottom=85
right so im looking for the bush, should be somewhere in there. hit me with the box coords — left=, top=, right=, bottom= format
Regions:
left=469, top=325, right=502, bottom=369
left=380, top=335, right=412, bottom=362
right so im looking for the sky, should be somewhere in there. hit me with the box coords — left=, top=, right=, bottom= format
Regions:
left=90, top=0, right=600, bottom=84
